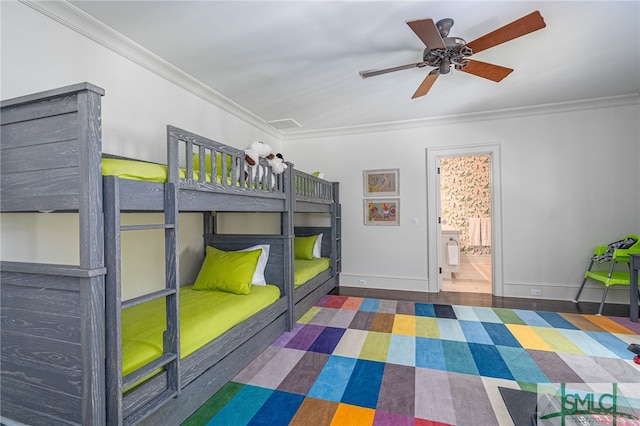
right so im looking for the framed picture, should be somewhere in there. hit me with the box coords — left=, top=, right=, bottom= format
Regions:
left=364, top=198, right=399, bottom=226
left=363, top=169, right=399, bottom=196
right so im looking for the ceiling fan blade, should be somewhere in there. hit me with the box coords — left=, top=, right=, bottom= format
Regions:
left=406, top=18, right=446, bottom=50
left=459, top=59, right=513, bottom=82
left=359, top=62, right=427, bottom=78
left=412, top=69, right=440, bottom=99
left=466, top=11, right=546, bottom=54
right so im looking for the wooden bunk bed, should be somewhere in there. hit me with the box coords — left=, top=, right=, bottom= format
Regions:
left=0, top=82, right=341, bottom=426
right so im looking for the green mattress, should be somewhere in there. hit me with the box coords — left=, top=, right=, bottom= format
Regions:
left=102, top=157, right=220, bottom=183
left=294, top=258, right=330, bottom=288
left=121, top=284, right=280, bottom=377
left=102, top=157, right=280, bottom=190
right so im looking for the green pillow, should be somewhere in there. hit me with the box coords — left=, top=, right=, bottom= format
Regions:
left=193, top=246, right=261, bottom=294
left=294, top=235, right=318, bottom=260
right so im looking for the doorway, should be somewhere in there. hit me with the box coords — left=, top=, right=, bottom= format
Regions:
left=426, top=144, right=503, bottom=296
left=439, top=154, right=492, bottom=293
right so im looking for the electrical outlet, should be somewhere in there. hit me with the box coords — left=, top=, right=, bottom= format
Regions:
left=358, top=279, right=367, bottom=285
left=531, top=289, right=541, bottom=296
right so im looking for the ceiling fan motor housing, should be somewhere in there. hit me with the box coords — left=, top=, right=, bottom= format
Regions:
left=444, top=37, right=466, bottom=49
left=423, top=37, right=472, bottom=74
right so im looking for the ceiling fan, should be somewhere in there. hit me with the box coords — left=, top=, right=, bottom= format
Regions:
left=359, top=11, right=546, bottom=99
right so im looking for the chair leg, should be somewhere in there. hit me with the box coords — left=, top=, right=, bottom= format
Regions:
left=597, top=286, right=609, bottom=316
left=573, top=276, right=589, bottom=303
left=607, top=260, right=616, bottom=279
left=573, top=260, right=594, bottom=303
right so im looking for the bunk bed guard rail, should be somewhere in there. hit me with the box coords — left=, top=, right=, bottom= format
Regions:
left=167, top=125, right=287, bottom=199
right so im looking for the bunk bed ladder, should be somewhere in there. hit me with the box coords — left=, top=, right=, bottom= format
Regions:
left=332, top=182, right=342, bottom=276
left=104, top=176, right=180, bottom=426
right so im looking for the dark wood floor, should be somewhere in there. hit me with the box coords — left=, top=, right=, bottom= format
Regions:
left=331, top=286, right=632, bottom=317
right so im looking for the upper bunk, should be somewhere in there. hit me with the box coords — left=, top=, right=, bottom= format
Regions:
left=1, top=82, right=338, bottom=215
left=293, top=168, right=336, bottom=213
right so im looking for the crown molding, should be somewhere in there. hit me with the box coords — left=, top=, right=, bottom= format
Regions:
left=21, top=0, right=283, bottom=139
left=283, top=93, right=640, bottom=141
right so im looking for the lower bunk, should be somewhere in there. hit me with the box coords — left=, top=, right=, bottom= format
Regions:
left=122, top=290, right=285, bottom=425
left=294, top=262, right=338, bottom=321
left=121, top=236, right=291, bottom=425
left=0, top=237, right=291, bottom=426
left=207, top=227, right=340, bottom=324
left=293, top=227, right=339, bottom=321
left=140, top=305, right=286, bottom=425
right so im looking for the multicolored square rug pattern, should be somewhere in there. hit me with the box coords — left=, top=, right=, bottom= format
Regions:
left=183, top=295, right=640, bottom=425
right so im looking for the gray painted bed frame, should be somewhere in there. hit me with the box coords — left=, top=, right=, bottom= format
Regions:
left=0, top=83, right=341, bottom=426
left=292, top=225, right=341, bottom=321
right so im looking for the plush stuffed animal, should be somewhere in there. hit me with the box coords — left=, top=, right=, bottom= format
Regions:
left=243, top=141, right=273, bottom=169
left=240, top=141, right=287, bottom=183
left=268, top=153, right=287, bottom=175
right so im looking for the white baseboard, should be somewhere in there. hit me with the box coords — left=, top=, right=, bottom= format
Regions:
left=340, top=274, right=431, bottom=293
left=503, top=281, right=632, bottom=304
left=340, top=274, right=634, bottom=305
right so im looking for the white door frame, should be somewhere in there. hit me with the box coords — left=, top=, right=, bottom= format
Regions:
left=426, top=144, right=504, bottom=296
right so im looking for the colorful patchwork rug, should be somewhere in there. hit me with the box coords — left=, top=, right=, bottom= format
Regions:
left=183, top=295, right=640, bottom=425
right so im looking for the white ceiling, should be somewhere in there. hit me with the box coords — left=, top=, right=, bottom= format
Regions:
left=68, top=1, right=639, bottom=134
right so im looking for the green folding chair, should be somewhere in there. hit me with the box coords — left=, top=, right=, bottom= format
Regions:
left=573, top=234, right=640, bottom=315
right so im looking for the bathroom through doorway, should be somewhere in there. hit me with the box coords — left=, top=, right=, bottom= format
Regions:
left=438, top=154, right=492, bottom=293
left=426, top=144, right=503, bottom=296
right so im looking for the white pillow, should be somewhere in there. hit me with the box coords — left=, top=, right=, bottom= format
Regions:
left=239, top=244, right=270, bottom=285
left=313, top=234, right=323, bottom=258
